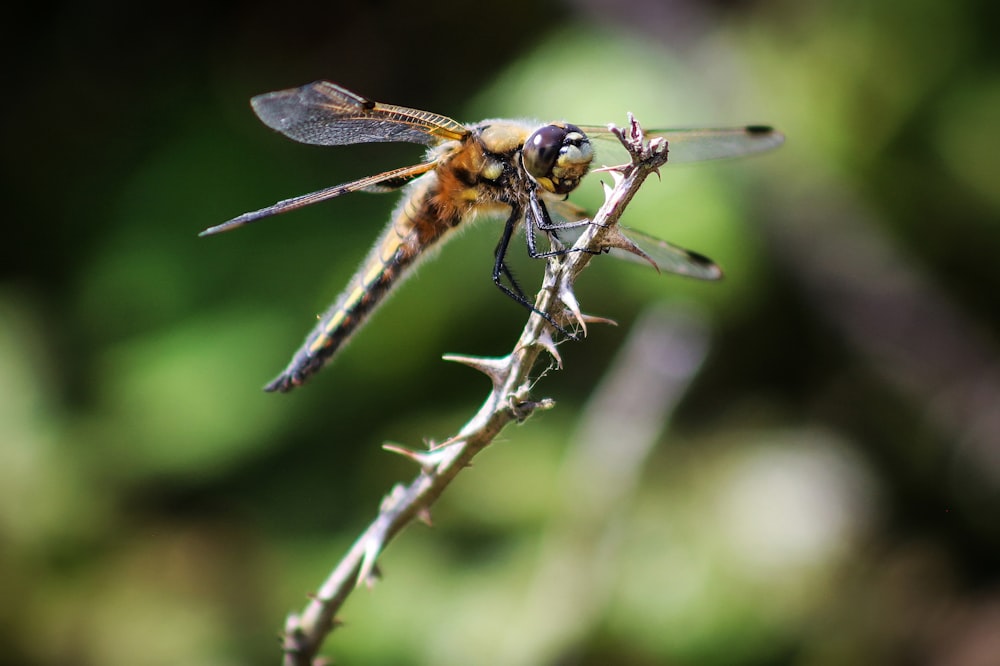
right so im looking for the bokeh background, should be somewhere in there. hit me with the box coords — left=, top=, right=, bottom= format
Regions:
left=3, top=0, right=999, bottom=664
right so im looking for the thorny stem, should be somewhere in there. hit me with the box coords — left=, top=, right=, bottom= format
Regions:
left=280, top=115, right=670, bottom=666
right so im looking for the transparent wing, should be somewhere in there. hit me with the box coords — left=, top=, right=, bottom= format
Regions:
left=547, top=200, right=722, bottom=280
left=578, top=124, right=784, bottom=165
left=610, top=225, right=723, bottom=280
left=251, top=80, right=470, bottom=147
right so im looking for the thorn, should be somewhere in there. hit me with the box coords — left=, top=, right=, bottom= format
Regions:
left=417, top=507, right=433, bottom=527
left=358, top=536, right=383, bottom=589
left=627, top=112, right=645, bottom=149
left=557, top=283, right=587, bottom=336
left=428, top=435, right=466, bottom=452
left=609, top=122, right=623, bottom=143
left=378, top=483, right=408, bottom=513
left=442, top=353, right=510, bottom=390
left=382, top=442, right=453, bottom=469
left=591, top=163, right=629, bottom=174
left=649, top=136, right=668, bottom=167
left=362, top=563, right=383, bottom=589
left=603, top=226, right=661, bottom=273
left=579, top=313, right=618, bottom=327
left=280, top=612, right=315, bottom=655
left=535, top=327, right=563, bottom=368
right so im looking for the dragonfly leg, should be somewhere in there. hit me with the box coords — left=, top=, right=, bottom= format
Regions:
left=525, top=190, right=603, bottom=260
left=493, top=206, right=579, bottom=339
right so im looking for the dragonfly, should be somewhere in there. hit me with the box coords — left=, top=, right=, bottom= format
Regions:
left=203, top=81, right=784, bottom=393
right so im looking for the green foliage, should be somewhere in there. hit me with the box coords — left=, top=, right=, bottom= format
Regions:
left=2, top=0, right=998, bottom=663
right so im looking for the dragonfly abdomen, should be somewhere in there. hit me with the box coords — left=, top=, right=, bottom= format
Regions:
left=264, top=181, right=461, bottom=392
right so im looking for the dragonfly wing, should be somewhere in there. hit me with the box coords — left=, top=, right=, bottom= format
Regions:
left=580, top=125, right=784, bottom=165
left=201, top=160, right=438, bottom=236
left=547, top=202, right=723, bottom=281
left=610, top=226, right=723, bottom=280
left=251, top=80, right=470, bottom=147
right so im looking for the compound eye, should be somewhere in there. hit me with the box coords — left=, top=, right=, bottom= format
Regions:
left=522, top=123, right=593, bottom=195
left=523, top=124, right=568, bottom=182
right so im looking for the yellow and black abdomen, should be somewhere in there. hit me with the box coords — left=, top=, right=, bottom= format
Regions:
left=264, top=175, right=463, bottom=392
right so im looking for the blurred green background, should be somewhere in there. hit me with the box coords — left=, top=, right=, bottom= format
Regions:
left=2, top=0, right=999, bottom=664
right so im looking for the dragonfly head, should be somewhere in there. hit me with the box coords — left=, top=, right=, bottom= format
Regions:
left=523, top=123, right=594, bottom=195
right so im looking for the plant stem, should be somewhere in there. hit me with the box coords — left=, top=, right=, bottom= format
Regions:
left=280, top=115, right=670, bottom=666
